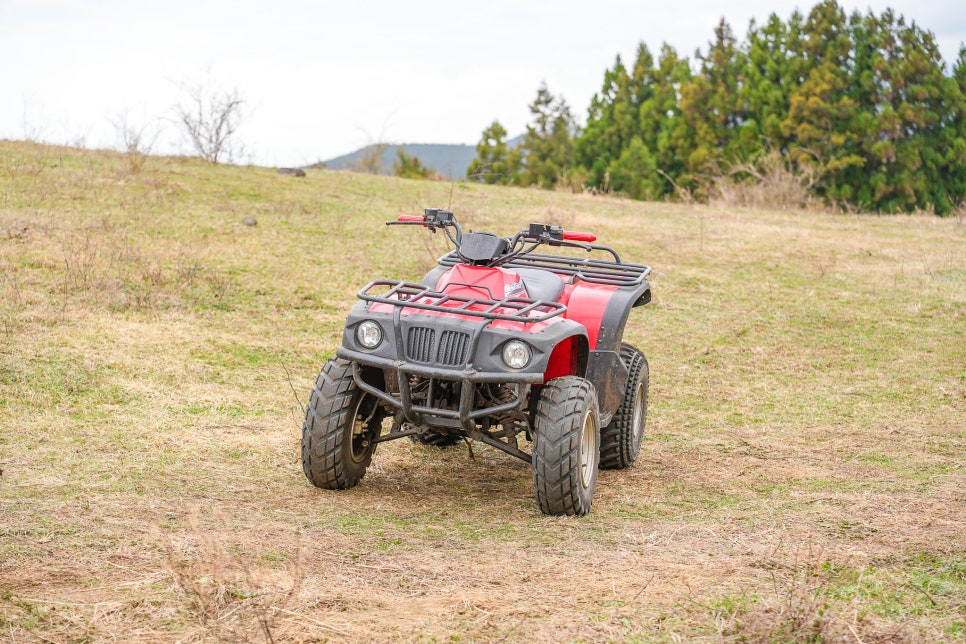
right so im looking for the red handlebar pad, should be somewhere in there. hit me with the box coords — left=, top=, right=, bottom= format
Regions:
left=397, top=215, right=426, bottom=222
left=563, top=231, right=597, bottom=242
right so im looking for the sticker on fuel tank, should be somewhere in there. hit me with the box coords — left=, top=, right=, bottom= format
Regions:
left=504, top=280, right=526, bottom=298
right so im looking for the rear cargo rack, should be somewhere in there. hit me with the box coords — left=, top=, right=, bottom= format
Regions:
left=358, top=280, right=567, bottom=323
left=437, top=252, right=651, bottom=287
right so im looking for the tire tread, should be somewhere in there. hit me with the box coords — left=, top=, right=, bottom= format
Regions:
left=532, top=376, right=599, bottom=516
left=599, top=343, right=649, bottom=470
left=301, top=358, right=375, bottom=490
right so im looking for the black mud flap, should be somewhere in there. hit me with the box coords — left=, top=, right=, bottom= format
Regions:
left=584, top=350, right=628, bottom=424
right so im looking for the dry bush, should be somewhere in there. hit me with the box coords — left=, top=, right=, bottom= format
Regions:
left=709, top=543, right=928, bottom=644
left=173, top=73, right=247, bottom=164
left=164, top=510, right=304, bottom=642
left=717, top=571, right=918, bottom=644
left=109, top=110, right=159, bottom=174
left=554, top=169, right=587, bottom=194
left=716, top=570, right=837, bottom=642
left=656, top=169, right=696, bottom=205
left=353, top=142, right=388, bottom=174
left=708, top=151, right=824, bottom=211
left=56, top=229, right=230, bottom=312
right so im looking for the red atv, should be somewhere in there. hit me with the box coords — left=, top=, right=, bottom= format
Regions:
left=301, top=209, right=651, bottom=515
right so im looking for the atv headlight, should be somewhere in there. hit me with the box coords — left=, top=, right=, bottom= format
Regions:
left=356, top=320, right=383, bottom=349
left=502, top=340, right=531, bottom=369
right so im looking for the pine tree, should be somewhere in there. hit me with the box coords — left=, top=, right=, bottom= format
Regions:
left=505, top=1, right=964, bottom=213
left=521, top=83, right=576, bottom=189
left=466, top=120, right=521, bottom=185
left=679, top=18, right=755, bottom=183
left=393, top=149, right=434, bottom=180
left=575, top=56, right=631, bottom=189
left=577, top=43, right=683, bottom=196
left=782, top=0, right=864, bottom=203
left=606, top=136, right=659, bottom=199
left=848, top=9, right=955, bottom=212
left=745, top=12, right=805, bottom=148
left=944, top=47, right=966, bottom=211
left=638, top=44, right=692, bottom=196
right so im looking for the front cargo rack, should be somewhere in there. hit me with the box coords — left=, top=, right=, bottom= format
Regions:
left=358, top=280, right=567, bottom=324
left=437, top=252, right=651, bottom=287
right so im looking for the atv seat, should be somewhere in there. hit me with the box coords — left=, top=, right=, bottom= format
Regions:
left=514, top=268, right=565, bottom=302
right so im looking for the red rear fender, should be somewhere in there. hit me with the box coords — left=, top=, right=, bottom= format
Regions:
left=562, top=282, right=619, bottom=349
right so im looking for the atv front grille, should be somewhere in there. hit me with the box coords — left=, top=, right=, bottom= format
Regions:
left=406, top=327, right=470, bottom=366
left=436, top=330, right=469, bottom=366
left=407, top=327, right=436, bottom=363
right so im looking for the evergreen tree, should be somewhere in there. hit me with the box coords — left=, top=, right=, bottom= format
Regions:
left=393, top=150, right=434, bottom=179
left=783, top=0, right=865, bottom=203
left=500, top=0, right=965, bottom=213
left=945, top=47, right=966, bottom=210
left=606, top=136, right=659, bottom=199
left=575, top=56, right=631, bottom=189
left=466, top=120, right=521, bottom=185
left=744, top=12, right=805, bottom=148
left=638, top=44, right=693, bottom=196
left=576, top=44, right=667, bottom=195
left=848, top=9, right=955, bottom=212
left=678, top=18, right=756, bottom=195
left=520, top=82, right=577, bottom=189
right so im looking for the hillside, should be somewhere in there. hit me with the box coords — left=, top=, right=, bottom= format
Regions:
left=318, top=142, right=477, bottom=179
left=317, top=135, right=523, bottom=179
left=1, top=141, right=964, bottom=641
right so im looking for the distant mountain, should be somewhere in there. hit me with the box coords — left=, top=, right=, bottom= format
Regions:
left=315, top=136, right=523, bottom=180
left=316, top=143, right=475, bottom=179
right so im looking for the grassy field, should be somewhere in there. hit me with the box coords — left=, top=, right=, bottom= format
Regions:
left=1, top=140, right=964, bottom=642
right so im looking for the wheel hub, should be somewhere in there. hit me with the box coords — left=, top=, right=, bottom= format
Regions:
left=579, top=410, right=596, bottom=489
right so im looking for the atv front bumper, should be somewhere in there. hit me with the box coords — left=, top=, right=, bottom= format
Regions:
left=338, top=348, right=534, bottom=433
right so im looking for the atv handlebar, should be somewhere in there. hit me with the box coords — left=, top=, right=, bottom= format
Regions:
left=562, top=231, right=597, bottom=242
left=387, top=209, right=618, bottom=265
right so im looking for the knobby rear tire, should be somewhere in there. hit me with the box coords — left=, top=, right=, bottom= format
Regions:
left=599, top=343, right=649, bottom=470
left=532, top=377, right=600, bottom=516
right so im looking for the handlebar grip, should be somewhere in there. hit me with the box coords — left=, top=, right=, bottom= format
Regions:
left=397, top=215, right=426, bottom=223
left=563, top=231, right=597, bottom=242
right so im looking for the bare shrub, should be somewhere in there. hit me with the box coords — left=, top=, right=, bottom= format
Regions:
left=354, top=142, right=388, bottom=174
left=0, top=269, right=24, bottom=336
left=61, top=232, right=102, bottom=295
left=352, top=121, right=394, bottom=174
left=164, top=510, right=304, bottom=641
left=109, top=110, right=160, bottom=173
left=708, top=151, right=824, bottom=211
left=173, top=73, right=247, bottom=164
left=657, top=169, right=696, bottom=204
left=554, top=169, right=586, bottom=194
left=721, top=581, right=835, bottom=642
left=20, top=95, right=48, bottom=143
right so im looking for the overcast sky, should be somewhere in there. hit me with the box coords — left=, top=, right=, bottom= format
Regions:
left=2, top=1, right=963, bottom=167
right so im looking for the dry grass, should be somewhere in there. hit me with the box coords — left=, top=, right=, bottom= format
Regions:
left=1, top=140, right=964, bottom=642
left=708, top=151, right=824, bottom=212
